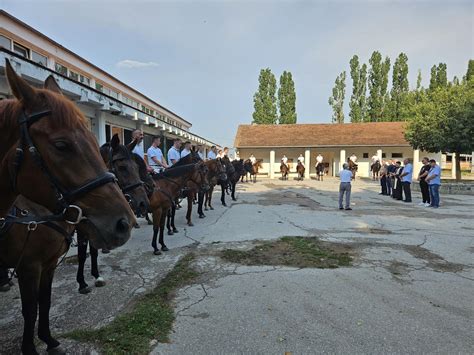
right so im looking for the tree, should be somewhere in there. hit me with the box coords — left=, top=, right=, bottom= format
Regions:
left=252, top=68, right=278, bottom=124
left=328, top=71, right=346, bottom=123
left=465, top=59, right=474, bottom=83
left=429, top=63, right=448, bottom=91
left=367, top=51, right=391, bottom=121
left=405, top=81, right=474, bottom=180
left=278, top=71, right=297, bottom=124
left=388, top=52, right=409, bottom=120
left=349, top=55, right=367, bottom=122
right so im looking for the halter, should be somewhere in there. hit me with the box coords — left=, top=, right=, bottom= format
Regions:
left=3, top=109, right=117, bottom=229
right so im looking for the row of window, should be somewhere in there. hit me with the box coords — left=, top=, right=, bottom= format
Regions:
left=362, top=153, right=403, bottom=159
left=0, top=33, right=186, bottom=130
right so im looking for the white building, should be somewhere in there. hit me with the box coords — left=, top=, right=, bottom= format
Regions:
left=0, top=10, right=216, bottom=156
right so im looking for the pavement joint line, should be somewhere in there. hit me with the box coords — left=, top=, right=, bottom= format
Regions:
left=176, top=283, right=209, bottom=316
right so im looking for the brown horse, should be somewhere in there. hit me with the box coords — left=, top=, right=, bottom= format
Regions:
left=296, top=162, right=305, bottom=180
left=348, top=159, right=358, bottom=180
left=149, top=162, right=209, bottom=255
left=0, top=63, right=135, bottom=354
left=280, top=163, right=289, bottom=180
left=371, top=160, right=381, bottom=180
left=204, top=158, right=228, bottom=211
left=243, top=159, right=262, bottom=183
left=315, top=162, right=325, bottom=181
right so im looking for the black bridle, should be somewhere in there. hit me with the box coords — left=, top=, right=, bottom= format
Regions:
left=2, top=109, right=117, bottom=231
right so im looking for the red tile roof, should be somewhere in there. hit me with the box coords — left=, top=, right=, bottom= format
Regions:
left=234, top=122, right=410, bottom=148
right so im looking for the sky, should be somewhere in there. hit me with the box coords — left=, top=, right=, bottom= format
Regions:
left=2, top=0, right=473, bottom=147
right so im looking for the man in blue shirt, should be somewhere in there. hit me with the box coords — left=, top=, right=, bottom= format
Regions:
left=426, top=159, right=442, bottom=208
left=400, top=158, right=413, bottom=202
left=339, top=163, right=353, bottom=210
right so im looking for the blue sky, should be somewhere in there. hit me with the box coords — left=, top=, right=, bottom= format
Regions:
left=3, top=0, right=473, bottom=147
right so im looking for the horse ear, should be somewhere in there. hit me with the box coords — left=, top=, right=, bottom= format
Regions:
left=5, top=59, right=36, bottom=104
left=44, top=75, right=62, bottom=94
left=126, top=139, right=137, bottom=152
left=111, top=134, right=120, bottom=150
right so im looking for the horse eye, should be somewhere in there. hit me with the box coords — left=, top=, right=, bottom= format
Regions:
left=54, top=141, right=69, bottom=151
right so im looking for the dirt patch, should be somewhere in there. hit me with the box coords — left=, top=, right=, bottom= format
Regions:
left=354, top=227, right=392, bottom=235
left=220, top=236, right=355, bottom=268
left=257, top=190, right=321, bottom=210
left=403, top=245, right=464, bottom=273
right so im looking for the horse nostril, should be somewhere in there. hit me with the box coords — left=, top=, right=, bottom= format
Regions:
left=116, top=218, right=130, bottom=234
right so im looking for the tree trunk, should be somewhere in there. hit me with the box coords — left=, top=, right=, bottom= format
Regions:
left=456, top=150, right=462, bottom=181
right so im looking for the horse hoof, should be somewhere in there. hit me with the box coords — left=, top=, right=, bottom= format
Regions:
left=204, top=207, right=208, bottom=211
left=153, top=250, right=162, bottom=256
left=147, top=220, right=153, bottom=225
left=101, top=249, right=110, bottom=254
left=222, top=203, right=227, bottom=207
left=232, top=198, right=237, bottom=201
left=168, top=231, right=174, bottom=236
left=47, top=346, right=66, bottom=355
left=199, top=214, right=205, bottom=219
left=173, top=228, right=178, bottom=233
left=161, top=246, right=170, bottom=252
left=95, top=277, right=106, bottom=287
left=210, top=207, right=214, bottom=210
left=188, top=222, right=194, bottom=227
left=79, top=286, right=92, bottom=294
left=134, top=223, right=141, bottom=229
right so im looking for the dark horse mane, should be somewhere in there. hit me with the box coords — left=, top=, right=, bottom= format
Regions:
left=153, top=163, right=197, bottom=180
left=172, top=152, right=201, bottom=167
left=0, top=89, right=88, bottom=131
left=100, top=141, right=132, bottom=161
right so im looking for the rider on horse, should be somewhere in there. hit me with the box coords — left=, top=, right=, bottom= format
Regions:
left=281, top=155, right=289, bottom=168
left=297, top=154, right=305, bottom=167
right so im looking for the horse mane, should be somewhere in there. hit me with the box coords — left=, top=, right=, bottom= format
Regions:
left=0, top=89, right=88, bottom=131
left=153, top=163, right=196, bottom=180
left=100, top=142, right=131, bottom=161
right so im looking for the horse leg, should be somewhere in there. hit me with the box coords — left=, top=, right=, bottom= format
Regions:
left=159, top=210, right=169, bottom=251
left=145, top=212, right=153, bottom=225
left=166, top=209, right=173, bottom=235
left=221, top=184, right=227, bottom=206
left=186, top=195, right=193, bottom=226
left=198, top=191, right=205, bottom=218
left=76, top=233, right=91, bottom=294
left=231, top=181, right=237, bottom=201
left=208, top=186, right=214, bottom=210
left=17, top=267, right=41, bottom=355
left=90, top=245, right=105, bottom=287
left=37, top=266, right=61, bottom=351
left=171, top=206, right=178, bottom=233
left=151, top=210, right=162, bottom=255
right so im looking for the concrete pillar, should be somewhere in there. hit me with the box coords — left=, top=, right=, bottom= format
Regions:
left=95, top=110, right=107, bottom=145
left=339, top=149, right=346, bottom=172
left=270, top=150, right=276, bottom=179
left=304, top=149, right=311, bottom=179
left=377, top=149, right=383, bottom=162
left=413, top=149, right=420, bottom=174
left=471, top=152, right=474, bottom=173
left=451, top=153, right=456, bottom=179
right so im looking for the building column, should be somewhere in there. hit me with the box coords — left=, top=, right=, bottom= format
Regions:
left=339, top=149, right=346, bottom=172
left=471, top=152, right=474, bottom=173
left=305, top=149, right=311, bottom=179
left=451, top=153, right=456, bottom=179
left=269, top=150, right=275, bottom=179
left=377, top=149, right=383, bottom=162
left=413, top=149, right=420, bottom=173
left=95, top=110, right=107, bottom=145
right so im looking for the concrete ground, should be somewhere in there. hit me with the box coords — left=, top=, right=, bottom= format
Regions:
left=1, top=177, right=473, bottom=354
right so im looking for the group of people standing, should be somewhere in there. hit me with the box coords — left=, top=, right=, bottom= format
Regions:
left=379, top=158, right=442, bottom=208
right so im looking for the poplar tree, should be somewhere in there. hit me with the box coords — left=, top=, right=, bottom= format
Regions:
left=252, top=68, right=278, bottom=124
left=349, top=55, right=367, bottom=122
left=278, top=71, right=297, bottom=124
left=367, top=51, right=391, bottom=121
left=389, top=52, right=409, bottom=120
left=429, top=63, right=448, bottom=91
left=328, top=71, right=346, bottom=123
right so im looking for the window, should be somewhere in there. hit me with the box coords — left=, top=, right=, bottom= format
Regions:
left=79, top=74, right=90, bottom=86
left=0, top=35, right=12, bottom=49
left=55, top=63, right=68, bottom=76
left=13, top=42, right=30, bottom=58
left=363, top=153, right=369, bottom=158
left=31, top=51, right=47, bottom=66
left=95, top=83, right=103, bottom=92
left=391, top=153, right=403, bottom=158
left=69, top=70, right=79, bottom=81
left=382, top=153, right=386, bottom=158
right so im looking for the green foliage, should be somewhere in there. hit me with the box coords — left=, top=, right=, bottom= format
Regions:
left=387, top=52, right=410, bottom=121
left=465, top=59, right=474, bottom=83
left=252, top=68, right=278, bottom=124
left=367, top=51, right=391, bottom=121
left=328, top=71, right=346, bottom=123
left=349, top=55, right=367, bottom=122
left=429, top=63, right=448, bottom=91
left=278, top=71, right=297, bottom=124
left=65, top=254, right=199, bottom=354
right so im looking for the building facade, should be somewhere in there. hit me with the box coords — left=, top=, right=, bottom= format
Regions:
left=234, top=122, right=445, bottom=179
left=0, top=10, right=217, bottom=157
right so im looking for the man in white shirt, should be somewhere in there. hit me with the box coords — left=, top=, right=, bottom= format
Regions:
left=350, top=153, right=357, bottom=163
left=399, top=158, right=413, bottom=203
left=197, top=145, right=205, bottom=160
left=371, top=153, right=379, bottom=165
left=180, top=141, right=192, bottom=158
left=131, top=129, right=145, bottom=160
left=339, top=163, right=353, bottom=210
left=281, top=155, right=288, bottom=167
left=167, top=138, right=181, bottom=166
left=316, top=154, right=323, bottom=165
left=249, top=154, right=256, bottom=165
left=207, top=146, right=217, bottom=160
left=297, top=154, right=305, bottom=167
left=235, top=150, right=240, bottom=160
left=147, top=136, right=168, bottom=173
left=223, top=147, right=231, bottom=160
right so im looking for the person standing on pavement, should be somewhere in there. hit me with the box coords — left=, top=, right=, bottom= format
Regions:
left=391, top=161, right=404, bottom=200
left=339, top=163, right=353, bottom=210
left=400, top=158, right=413, bottom=202
left=426, top=159, right=441, bottom=208
left=417, top=157, right=431, bottom=206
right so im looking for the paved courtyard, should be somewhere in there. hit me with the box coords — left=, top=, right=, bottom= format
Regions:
left=1, top=177, right=473, bottom=354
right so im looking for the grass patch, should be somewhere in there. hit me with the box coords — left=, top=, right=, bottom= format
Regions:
left=221, top=237, right=354, bottom=269
left=64, top=253, right=199, bottom=354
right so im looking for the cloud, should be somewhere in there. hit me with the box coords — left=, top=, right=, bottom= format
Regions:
left=116, top=60, right=159, bottom=68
